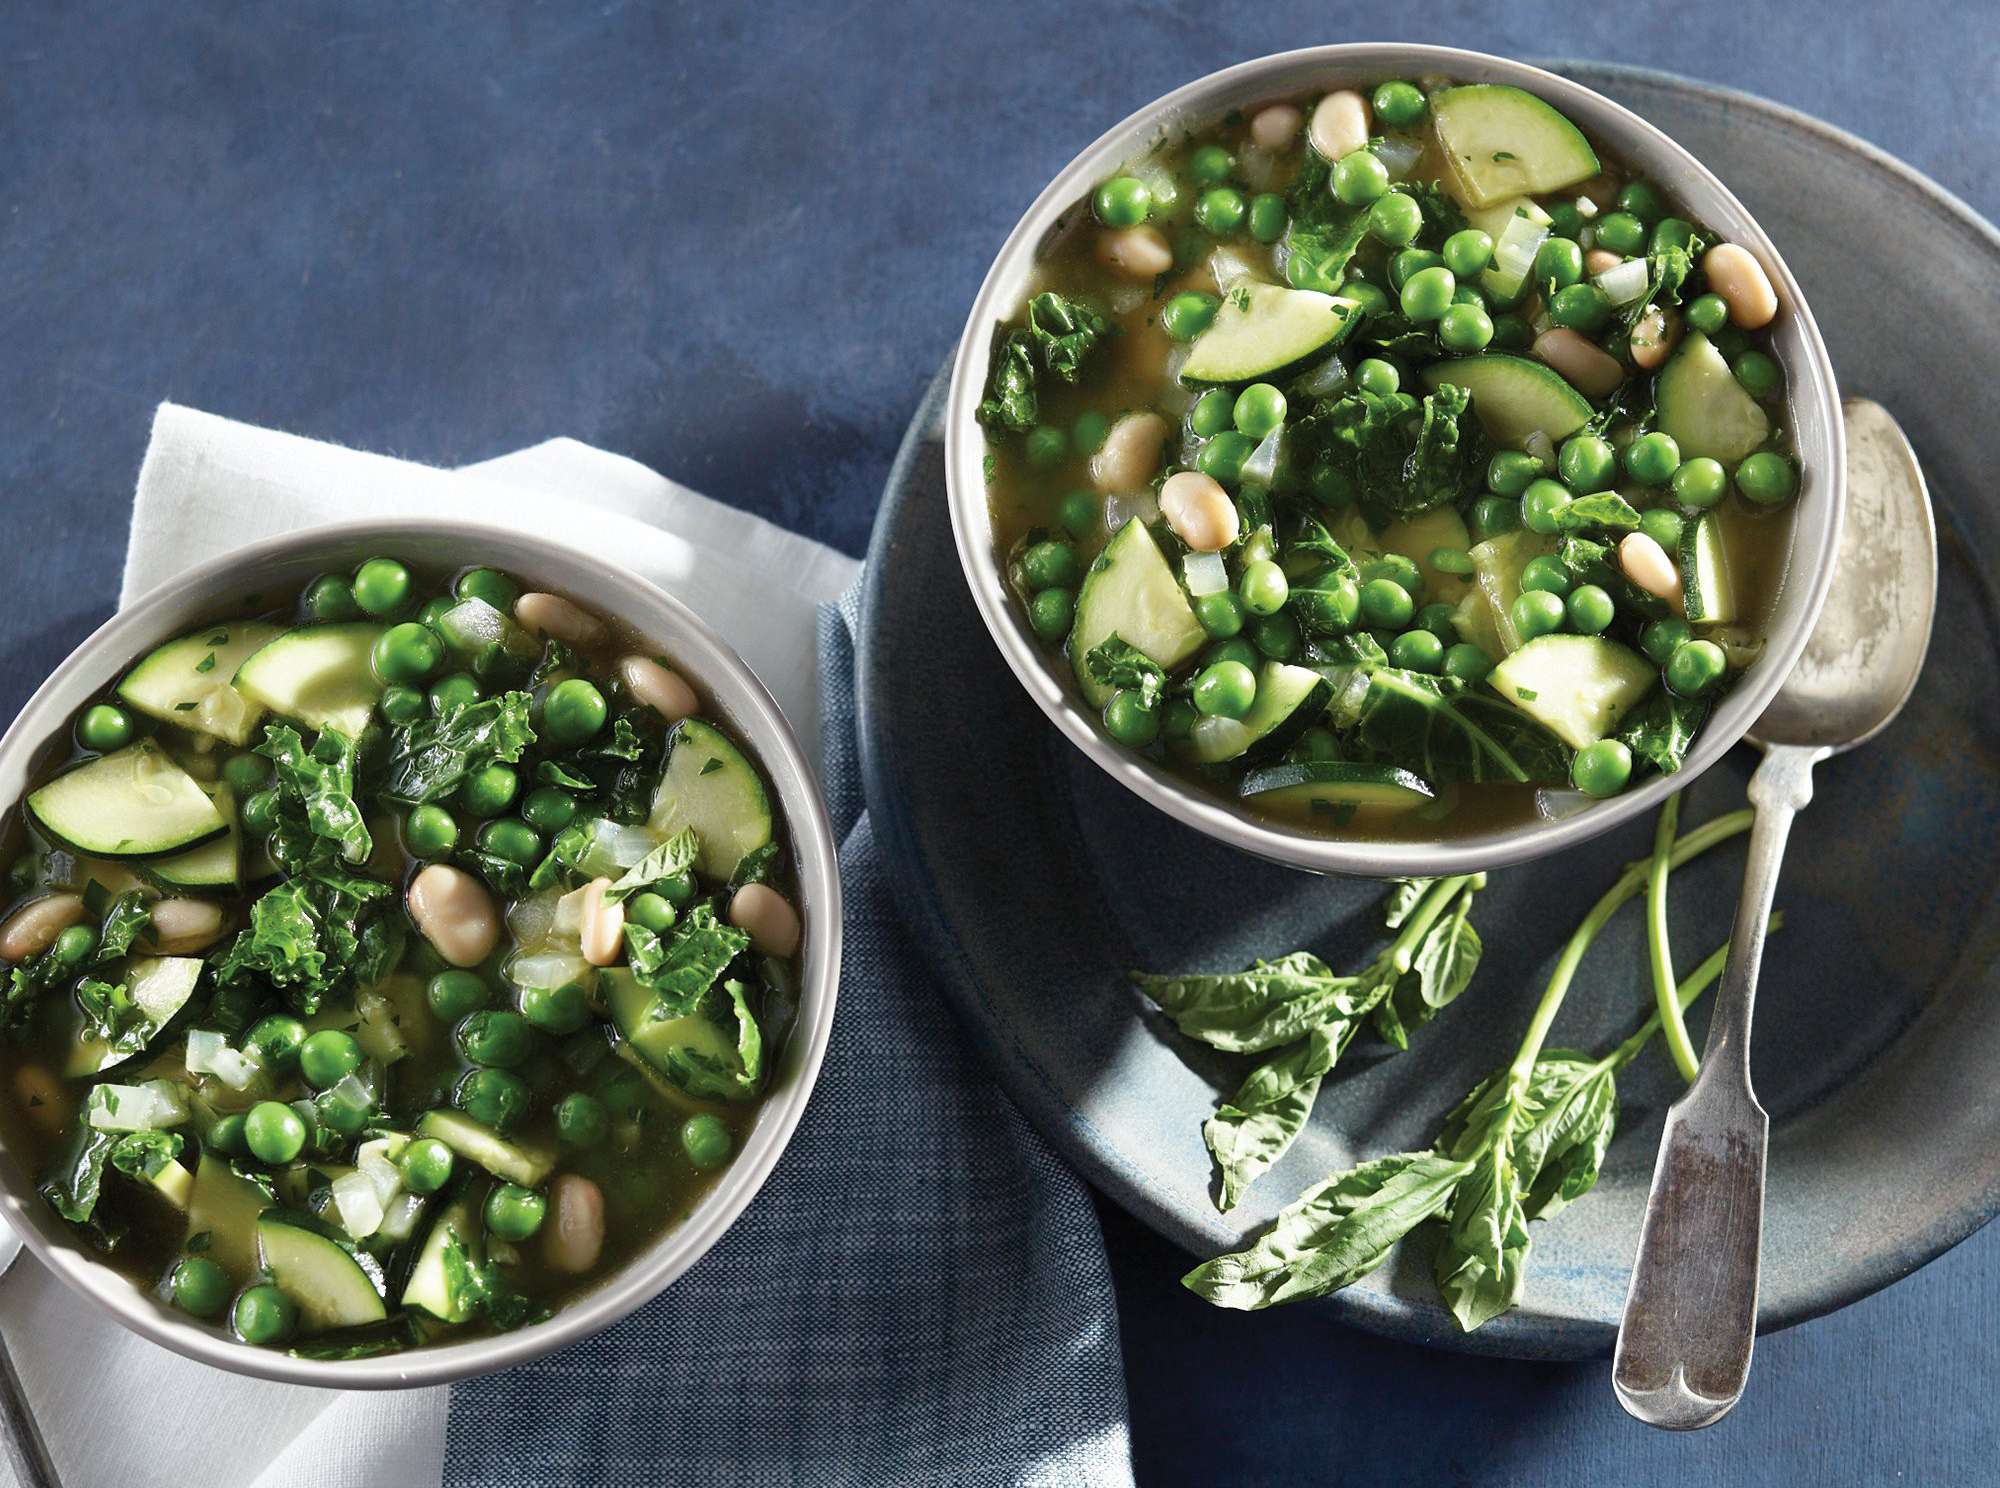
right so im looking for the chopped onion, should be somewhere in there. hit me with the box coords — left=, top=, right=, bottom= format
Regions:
left=1236, top=146, right=1278, bottom=191
left=575, top=819, right=659, bottom=879
left=1574, top=195, right=1600, bottom=220
left=356, top=1141, right=405, bottom=1205
left=1102, top=491, right=1159, bottom=533
left=186, top=1030, right=264, bottom=1092
left=1578, top=225, right=1596, bottom=252
left=1240, top=428, right=1284, bottom=489
left=378, top=1191, right=426, bottom=1242
left=1124, top=157, right=1180, bottom=216
left=436, top=597, right=506, bottom=650
left=1107, top=284, right=1145, bottom=316
left=1594, top=257, right=1650, bottom=307
left=1290, top=355, right=1349, bottom=399
left=1183, top=551, right=1228, bottom=597
left=1160, top=344, right=1195, bottom=415
left=87, top=1081, right=188, bottom=1133
left=328, top=1073, right=374, bottom=1117
left=1488, top=213, right=1550, bottom=302
left=1190, top=716, right=1253, bottom=761
left=508, top=949, right=592, bottom=992
left=1207, top=246, right=1258, bottom=293
left=506, top=890, right=563, bottom=951
left=1523, top=429, right=1556, bottom=470
left=1374, top=137, right=1423, bottom=181
left=332, top=1171, right=385, bottom=1240
left=1242, top=525, right=1277, bottom=565
left=1535, top=788, right=1596, bottom=821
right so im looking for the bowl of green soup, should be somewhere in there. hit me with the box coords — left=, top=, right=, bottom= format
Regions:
left=947, top=45, right=1843, bottom=875
left=0, top=519, right=841, bottom=1385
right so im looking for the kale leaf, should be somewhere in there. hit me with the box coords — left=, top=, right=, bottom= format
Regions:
left=214, top=863, right=397, bottom=1015
left=1083, top=635, right=1168, bottom=710
left=624, top=902, right=750, bottom=1011
left=1293, top=383, right=1480, bottom=522
left=260, top=725, right=372, bottom=865
left=378, top=693, right=536, bottom=806
left=975, top=292, right=1110, bottom=432
left=1616, top=688, right=1711, bottom=776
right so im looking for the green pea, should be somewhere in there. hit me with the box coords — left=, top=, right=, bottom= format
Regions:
left=379, top=685, right=425, bottom=726
left=1353, top=359, right=1400, bottom=397
left=1485, top=310, right=1530, bottom=352
left=556, top=1091, right=609, bottom=1149
left=1442, top=229, right=1494, bottom=277
left=1360, top=554, right=1423, bottom=597
left=1571, top=739, right=1634, bottom=798
left=477, top=818, right=543, bottom=868
left=1545, top=201, right=1585, bottom=239
left=1389, top=248, right=1444, bottom=292
left=1192, top=660, right=1257, bottom=719
left=1521, top=479, right=1574, bottom=535
left=303, top=573, right=361, bottom=622
left=1184, top=589, right=1238, bottom=640
left=1236, top=559, right=1288, bottom=617
left=1370, top=79, right=1425, bottom=126
left=1638, top=619, right=1693, bottom=666
left=1548, top=283, right=1611, bottom=334
left=1732, top=351, right=1783, bottom=398
left=1093, top=175, right=1151, bottom=227
left=239, top=788, right=281, bottom=836
left=1640, top=509, right=1685, bottom=552
left=1359, top=578, right=1415, bottom=630
left=371, top=622, right=443, bottom=685
left=244, top=1014, right=307, bottom=1071
left=1248, top=192, right=1288, bottom=243
left=206, top=1113, right=248, bottom=1157
left=427, top=970, right=491, bottom=1022
left=1509, top=589, right=1566, bottom=642
left=1712, top=325, right=1753, bottom=359
left=1367, top=191, right=1424, bottom=248
left=1027, top=587, right=1074, bottom=643
left=1468, top=495, right=1521, bottom=541
left=416, top=596, right=455, bottom=631
left=1233, top=383, right=1287, bottom=439
left=352, top=557, right=413, bottom=617
left=1427, top=545, right=1474, bottom=577
left=1520, top=555, right=1574, bottom=597
left=1684, top=294, right=1729, bottom=335
left=1189, top=144, right=1233, bottom=184
left=53, top=923, right=97, bottom=965
left=1534, top=237, right=1584, bottom=292
left=1024, top=426, right=1067, bottom=469
left=217, top=751, right=271, bottom=797
left=1189, top=389, right=1234, bottom=438
left=298, top=1029, right=362, bottom=1090
left=1333, top=149, right=1390, bottom=206
left=1194, top=187, right=1245, bottom=235
left=314, top=1086, right=370, bottom=1138
left=1594, top=212, right=1647, bottom=256
left=454, top=567, right=520, bottom=612
left=1161, top=291, right=1220, bottom=342
left=1616, top=180, right=1667, bottom=224
left=1338, top=278, right=1391, bottom=316
left=1162, top=697, right=1198, bottom=743
left=1650, top=217, right=1696, bottom=254
left=457, top=1009, right=533, bottom=1069
left=1297, top=574, right=1360, bottom=631
left=1020, top=540, right=1079, bottom=592
left=1624, top=432, right=1682, bottom=486
left=1443, top=643, right=1494, bottom=681
left=1389, top=629, right=1444, bottom=674
left=459, top=763, right=519, bottom=818
left=681, top=1113, right=734, bottom=1170
left=1558, top=434, right=1617, bottom=492
left=1197, top=430, right=1257, bottom=484
left=1735, top=452, right=1796, bottom=506
left=168, top=1255, right=231, bottom=1319
left=1417, top=600, right=1464, bottom=635
left=456, top=1068, right=531, bottom=1132
left=1064, top=415, right=1107, bottom=463
left=399, top=803, right=455, bottom=860
left=1486, top=450, right=1548, bottom=501
left=425, top=672, right=479, bottom=717
left=1671, top=457, right=1729, bottom=509
left=1437, top=303, right=1493, bottom=352
left=399, top=1137, right=455, bottom=1194
left=233, top=1284, right=297, bottom=1347
left=1057, top=490, right=1098, bottom=538
left=1249, top=613, right=1300, bottom=660
left=1204, top=635, right=1258, bottom=671
left=1400, top=266, right=1456, bottom=323
left=244, top=1101, right=307, bottom=1164
left=1102, top=689, right=1161, bottom=748
left=1666, top=639, right=1728, bottom=697
left=76, top=704, right=135, bottom=754
left=656, top=870, right=696, bottom=906
left=485, top=1183, right=547, bottom=1241
left=1565, top=584, right=1617, bottom=635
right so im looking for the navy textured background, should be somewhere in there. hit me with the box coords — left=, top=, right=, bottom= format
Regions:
left=2, top=2, right=1995, bottom=1482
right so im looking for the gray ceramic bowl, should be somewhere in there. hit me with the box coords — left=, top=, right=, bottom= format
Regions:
left=945, top=44, right=1845, bottom=877
left=0, top=518, right=842, bottom=1388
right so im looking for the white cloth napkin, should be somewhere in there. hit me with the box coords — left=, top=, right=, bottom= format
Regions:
left=0, top=405, right=859, bottom=1488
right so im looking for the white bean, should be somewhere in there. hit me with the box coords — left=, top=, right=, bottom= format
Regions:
left=1250, top=103, right=1302, bottom=151
left=1089, top=412, right=1167, bottom=494
left=1095, top=225, right=1173, bottom=280
left=1619, top=533, right=1682, bottom=601
left=406, top=865, right=499, bottom=968
left=0, top=894, right=84, bottom=963
left=578, top=877, right=625, bottom=968
left=544, top=1174, right=605, bottom=1274
left=513, top=592, right=607, bottom=649
left=1583, top=248, right=1623, bottom=277
left=729, top=883, right=801, bottom=960
left=618, top=655, right=699, bottom=723
left=149, top=898, right=225, bottom=955
left=1702, top=243, right=1778, bottom=329
left=1533, top=328, right=1625, bottom=399
left=1158, top=471, right=1240, bottom=552
left=1307, top=89, right=1370, bottom=161
left=1629, top=305, right=1681, bottom=371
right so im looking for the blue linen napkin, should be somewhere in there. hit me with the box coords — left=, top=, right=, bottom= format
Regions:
left=444, top=587, right=1136, bottom=1487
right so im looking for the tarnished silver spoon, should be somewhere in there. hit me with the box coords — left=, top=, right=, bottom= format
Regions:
left=0, top=1226, right=60, bottom=1486
left=1612, top=397, right=1937, bottom=1430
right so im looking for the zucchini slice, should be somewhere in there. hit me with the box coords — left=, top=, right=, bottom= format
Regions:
left=1431, top=85, right=1601, bottom=208
left=1186, top=661, right=1331, bottom=765
left=604, top=966, right=759, bottom=1104
left=1066, top=518, right=1206, bottom=709
left=1239, top=761, right=1435, bottom=816
left=1655, top=332, right=1772, bottom=465
left=63, top=956, right=205, bottom=1077
left=116, top=621, right=282, bottom=747
left=1423, top=355, right=1594, bottom=449
left=1180, top=283, right=1360, bottom=386
left=148, top=783, right=241, bottom=892
left=1468, top=529, right=1558, bottom=654
left=231, top=622, right=386, bottom=739
left=257, top=1211, right=388, bottom=1332
left=186, top=1152, right=274, bottom=1282
left=1489, top=634, right=1655, bottom=748
left=27, top=742, right=228, bottom=860
left=1680, top=512, right=1739, bottom=624
left=402, top=1188, right=484, bottom=1323
left=647, top=718, right=775, bottom=881
left=416, top=1109, right=554, bottom=1188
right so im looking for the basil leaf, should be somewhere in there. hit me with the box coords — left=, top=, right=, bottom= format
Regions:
left=1134, top=952, right=1370, bottom=1055
left=602, top=829, right=699, bottom=905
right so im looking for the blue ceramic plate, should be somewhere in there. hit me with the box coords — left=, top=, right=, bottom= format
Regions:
left=858, top=63, right=2000, bottom=1359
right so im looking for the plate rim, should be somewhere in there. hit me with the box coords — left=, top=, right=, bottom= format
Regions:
left=859, top=60, right=2000, bottom=1359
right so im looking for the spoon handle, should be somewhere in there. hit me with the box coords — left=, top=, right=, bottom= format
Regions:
left=1612, top=744, right=1819, bottom=1430
left=0, top=1327, right=59, bottom=1488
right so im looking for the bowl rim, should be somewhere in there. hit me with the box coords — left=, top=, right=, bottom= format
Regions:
left=0, top=515, right=843, bottom=1388
left=944, top=43, right=1846, bottom=877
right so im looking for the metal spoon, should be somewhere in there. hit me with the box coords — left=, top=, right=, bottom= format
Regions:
left=1612, top=397, right=1937, bottom=1430
left=0, top=1226, right=61, bottom=1487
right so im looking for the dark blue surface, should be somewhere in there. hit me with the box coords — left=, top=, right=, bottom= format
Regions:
left=2, top=3, right=1995, bottom=1482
